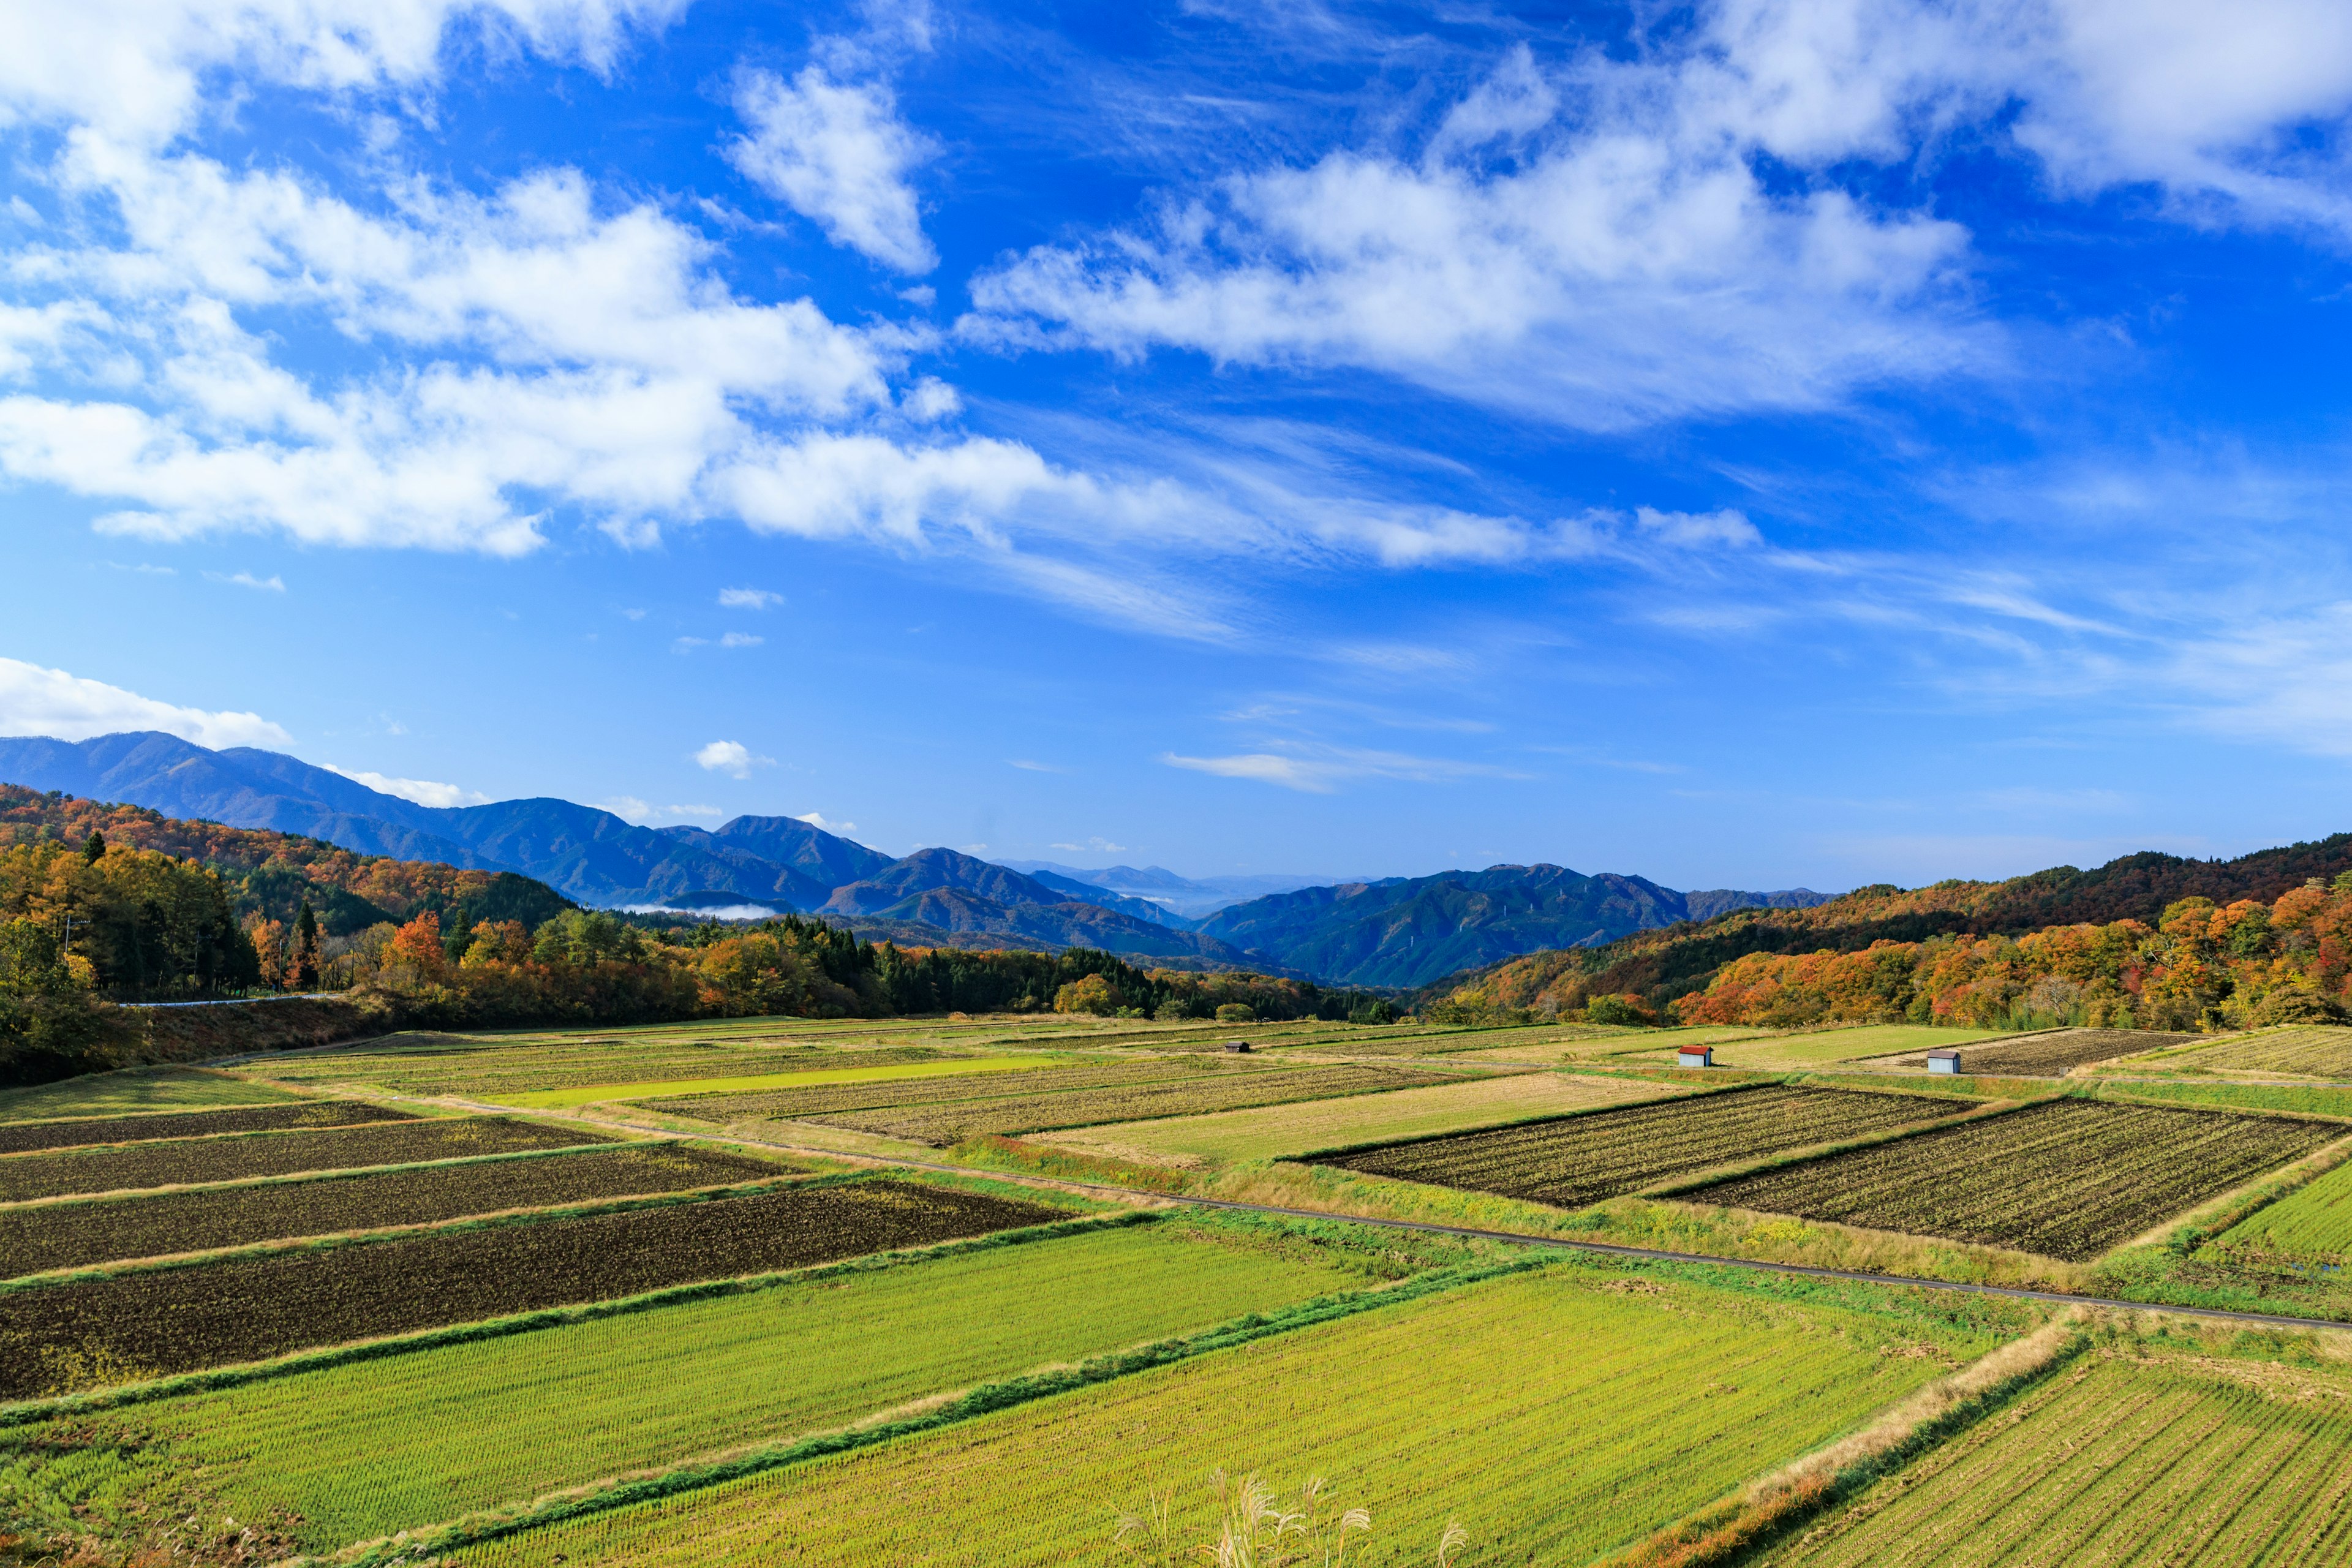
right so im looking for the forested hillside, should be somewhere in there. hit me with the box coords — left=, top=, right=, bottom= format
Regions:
left=1426, top=837, right=2352, bottom=1032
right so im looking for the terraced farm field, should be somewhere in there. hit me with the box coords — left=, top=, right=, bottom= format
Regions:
left=809, top=1063, right=1469, bottom=1145
left=1033, top=1069, right=1684, bottom=1166
left=1876, top=1028, right=2203, bottom=1077
left=0, top=1142, right=794, bottom=1278
left=2130, top=1025, right=2352, bottom=1080
left=0, top=1066, right=301, bottom=1121
left=651, top=1054, right=1264, bottom=1122
left=0, top=1178, right=1068, bottom=1397
left=249, top=1030, right=964, bottom=1098
left=1709, top=1025, right=2014, bottom=1071
left=0, top=1098, right=410, bottom=1155
left=2218, top=1158, right=2352, bottom=1261
left=1312, top=1084, right=1961, bottom=1208
left=0, top=1216, right=1390, bottom=1558
left=454, top=1261, right=2036, bottom=1568
left=0, top=1115, right=604, bottom=1202
left=1701, top=1099, right=2345, bottom=1261
left=1759, top=1347, right=2352, bottom=1566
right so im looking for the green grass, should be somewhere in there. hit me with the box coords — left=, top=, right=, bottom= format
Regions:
left=455, top=1258, right=2037, bottom=1568
left=0, top=1216, right=1396, bottom=1557
left=1035, top=1071, right=1683, bottom=1165
left=2221, top=1159, right=2352, bottom=1260
left=0, top=1068, right=301, bottom=1122
left=1758, top=1343, right=2352, bottom=1565
left=500, top=1056, right=1065, bottom=1109
left=2089, top=1080, right=2352, bottom=1120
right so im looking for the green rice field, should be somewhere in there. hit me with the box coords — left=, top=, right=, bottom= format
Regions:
left=1708, top=1025, right=2016, bottom=1071
left=1758, top=1346, right=2352, bottom=1566
left=0, top=1215, right=1390, bottom=1556
left=452, top=1260, right=2036, bottom=1568
left=2221, top=1158, right=2352, bottom=1260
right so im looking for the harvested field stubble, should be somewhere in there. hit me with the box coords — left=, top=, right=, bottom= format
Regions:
left=0, top=1068, right=301, bottom=1122
left=0, top=1144, right=795, bottom=1279
left=0, top=1117, right=610, bottom=1203
left=257, top=1036, right=954, bottom=1098
left=2141, top=1025, right=2352, bottom=1080
left=0, top=1179, right=1068, bottom=1398
left=652, top=1056, right=1262, bottom=1122
left=1758, top=1346, right=2352, bottom=1566
left=1881, top=1029, right=2202, bottom=1077
left=812, top=1065, right=1469, bottom=1145
left=0, top=1100, right=410, bottom=1156
left=1312, top=1085, right=1959, bottom=1209
left=0, top=1218, right=1389, bottom=1556
left=1701, top=1099, right=2342, bottom=1261
left=451, top=1262, right=2031, bottom=1568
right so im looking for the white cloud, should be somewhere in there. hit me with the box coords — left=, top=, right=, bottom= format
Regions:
left=598, top=795, right=723, bottom=824
left=718, top=586, right=783, bottom=609
left=0, top=0, right=686, bottom=147
left=1008, top=759, right=1062, bottom=772
left=1161, top=744, right=1520, bottom=794
left=0, top=655, right=292, bottom=747
left=1050, top=835, right=1128, bottom=853
left=729, top=66, right=937, bottom=273
left=693, top=739, right=774, bottom=777
left=323, top=764, right=489, bottom=807
left=718, top=631, right=763, bottom=648
left=794, top=809, right=859, bottom=832
left=205, top=570, right=285, bottom=591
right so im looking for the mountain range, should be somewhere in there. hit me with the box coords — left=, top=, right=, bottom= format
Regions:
left=0, top=732, right=1825, bottom=986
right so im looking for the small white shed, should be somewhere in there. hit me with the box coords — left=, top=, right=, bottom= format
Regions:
left=1926, top=1048, right=1962, bottom=1075
left=1677, top=1046, right=1714, bottom=1068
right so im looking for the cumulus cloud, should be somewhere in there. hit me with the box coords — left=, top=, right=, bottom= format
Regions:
left=794, top=809, right=858, bottom=832
left=0, top=655, right=291, bottom=747
left=718, top=586, right=783, bottom=608
left=598, top=795, right=722, bottom=824
left=718, top=631, right=763, bottom=647
left=729, top=66, right=937, bottom=272
left=205, top=570, right=285, bottom=591
left=323, top=764, right=489, bottom=807
left=693, top=739, right=773, bottom=777
left=970, top=1, right=2352, bottom=428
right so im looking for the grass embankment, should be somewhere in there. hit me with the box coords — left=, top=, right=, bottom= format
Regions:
left=450, top=1254, right=2041, bottom=1568
left=0, top=1213, right=1432, bottom=1560
left=0, top=1066, right=304, bottom=1121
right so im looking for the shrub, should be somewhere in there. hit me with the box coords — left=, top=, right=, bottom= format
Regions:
left=1215, top=1004, right=1256, bottom=1023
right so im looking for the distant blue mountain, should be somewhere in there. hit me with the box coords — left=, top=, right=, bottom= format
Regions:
left=1196, top=865, right=1829, bottom=988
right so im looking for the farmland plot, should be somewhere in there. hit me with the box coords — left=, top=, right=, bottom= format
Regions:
left=457, top=1262, right=2035, bottom=1568
left=0, top=1116, right=607, bottom=1202
left=0, top=1099, right=410, bottom=1156
left=0, top=1067, right=301, bottom=1122
left=0, top=1218, right=1391, bottom=1557
left=0, top=1178, right=1069, bottom=1398
left=809, top=1065, right=1471, bottom=1145
left=1700, top=1099, right=2343, bottom=1261
left=1313, top=1085, right=1959, bottom=1209
left=1758, top=1348, right=2352, bottom=1566
left=251, top=1032, right=959, bottom=1098
left=1032, top=1071, right=1684, bottom=1166
left=1875, top=1028, right=2201, bottom=1076
left=0, top=1143, right=793, bottom=1278
left=652, top=1055, right=1263, bottom=1123
left=2137, top=1025, right=2352, bottom=1080
left=2218, top=1158, right=2352, bottom=1261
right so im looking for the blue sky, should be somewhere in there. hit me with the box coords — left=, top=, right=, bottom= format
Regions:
left=5, top=0, right=2352, bottom=891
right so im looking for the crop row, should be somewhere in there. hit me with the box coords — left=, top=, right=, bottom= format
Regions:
left=2216, top=1156, right=2352, bottom=1261
left=0, top=1100, right=411, bottom=1157
left=0, top=1178, right=1068, bottom=1400
left=1761, top=1349, right=2352, bottom=1565
left=260, top=1035, right=954, bottom=1097
left=0, top=1218, right=1384, bottom=1557
left=1700, top=1099, right=2340, bottom=1261
left=2169, top=1025, right=2352, bottom=1080
left=454, top=1262, right=2022, bottom=1568
left=1313, top=1085, right=1955, bottom=1209
left=653, top=1055, right=1262, bottom=1123
left=1891, top=1028, right=2196, bottom=1077
left=0, top=1116, right=609, bottom=1204
left=0, top=1143, right=793, bottom=1280
left=812, top=1065, right=1462, bottom=1145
